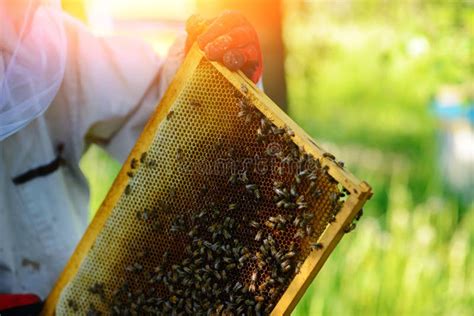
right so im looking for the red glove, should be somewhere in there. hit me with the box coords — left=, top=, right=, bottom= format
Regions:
left=185, top=11, right=263, bottom=84
left=0, top=293, right=42, bottom=315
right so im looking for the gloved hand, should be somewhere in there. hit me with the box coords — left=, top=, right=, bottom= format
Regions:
left=185, top=11, right=263, bottom=84
left=0, top=293, right=42, bottom=315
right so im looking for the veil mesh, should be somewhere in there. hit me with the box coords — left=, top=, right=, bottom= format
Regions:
left=0, top=0, right=67, bottom=140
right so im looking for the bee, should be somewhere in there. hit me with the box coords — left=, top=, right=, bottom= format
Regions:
left=215, top=304, right=225, bottom=315
left=170, top=216, right=186, bottom=233
left=255, top=230, right=263, bottom=241
left=283, top=251, right=296, bottom=260
left=287, top=128, right=295, bottom=137
left=244, top=111, right=255, bottom=124
left=264, top=303, right=275, bottom=315
left=256, top=127, right=264, bottom=138
left=241, top=84, right=248, bottom=94
left=268, top=287, right=277, bottom=298
left=311, top=187, right=322, bottom=199
left=245, top=299, right=255, bottom=306
left=88, top=282, right=106, bottom=301
left=274, top=188, right=286, bottom=200
left=169, top=295, right=178, bottom=304
left=245, top=183, right=256, bottom=192
left=200, top=184, right=209, bottom=194
left=278, top=166, right=285, bottom=176
left=226, top=263, right=236, bottom=270
left=322, top=152, right=336, bottom=160
left=296, top=195, right=308, bottom=209
left=130, top=158, right=138, bottom=169
left=306, top=224, right=314, bottom=236
left=294, top=229, right=305, bottom=239
left=126, top=171, right=134, bottom=178
left=67, top=299, right=79, bottom=312
left=275, top=214, right=287, bottom=224
left=254, top=188, right=261, bottom=199
left=111, top=306, right=121, bottom=314
left=276, top=276, right=286, bottom=284
left=213, top=258, right=221, bottom=270
left=284, top=201, right=296, bottom=209
left=239, top=170, right=249, bottom=184
left=337, top=160, right=345, bottom=168
left=223, top=229, right=232, bottom=239
left=134, top=249, right=149, bottom=260
left=290, top=184, right=298, bottom=197
left=227, top=147, right=236, bottom=158
left=249, top=220, right=260, bottom=229
left=281, top=260, right=291, bottom=272
left=176, top=148, right=184, bottom=161
left=260, top=117, right=271, bottom=131
left=306, top=180, right=316, bottom=194
left=126, top=262, right=143, bottom=273
left=355, top=208, right=364, bottom=221
left=264, top=221, right=275, bottom=229
left=228, top=173, right=238, bottom=185
left=296, top=169, right=310, bottom=182
left=233, top=281, right=243, bottom=292
left=307, top=172, right=318, bottom=182
left=271, top=126, right=285, bottom=135
left=344, top=222, right=357, bottom=233
left=236, top=305, right=245, bottom=315
left=294, top=174, right=302, bottom=184
left=311, top=242, right=324, bottom=250
left=281, top=154, right=293, bottom=164
left=166, top=110, right=174, bottom=120
left=140, top=152, right=148, bottom=163
left=214, top=136, right=225, bottom=151
left=86, top=303, right=101, bottom=316
left=330, top=191, right=339, bottom=203
left=228, top=203, right=238, bottom=211
left=276, top=200, right=285, bottom=208
left=147, top=159, right=157, bottom=168
left=190, top=100, right=201, bottom=107
left=257, top=279, right=268, bottom=292
left=141, top=209, right=149, bottom=221
left=239, top=253, right=251, bottom=264
left=162, top=251, right=169, bottom=264
left=152, top=222, right=162, bottom=232
left=124, top=184, right=131, bottom=195
left=249, top=271, right=257, bottom=293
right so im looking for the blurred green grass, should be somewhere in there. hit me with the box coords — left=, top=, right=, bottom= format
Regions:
left=80, top=1, right=474, bottom=314
left=284, top=1, right=474, bottom=315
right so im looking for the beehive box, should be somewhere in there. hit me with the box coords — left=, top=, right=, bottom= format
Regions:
left=42, top=46, right=372, bottom=315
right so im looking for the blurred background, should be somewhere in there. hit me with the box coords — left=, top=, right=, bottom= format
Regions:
left=65, top=0, right=474, bottom=314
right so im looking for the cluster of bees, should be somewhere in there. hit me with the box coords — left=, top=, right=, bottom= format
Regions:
left=71, top=84, right=361, bottom=316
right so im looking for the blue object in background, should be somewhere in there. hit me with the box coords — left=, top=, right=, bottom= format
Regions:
left=431, top=86, right=473, bottom=202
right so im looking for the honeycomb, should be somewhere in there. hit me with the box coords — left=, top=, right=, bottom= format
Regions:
left=46, top=47, right=371, bottom=316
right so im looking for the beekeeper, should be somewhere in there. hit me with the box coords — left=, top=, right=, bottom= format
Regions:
left=0, top=0, right=263, bottom=307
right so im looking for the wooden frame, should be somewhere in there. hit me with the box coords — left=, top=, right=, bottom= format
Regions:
left=42, top=46, right=372, bottom=315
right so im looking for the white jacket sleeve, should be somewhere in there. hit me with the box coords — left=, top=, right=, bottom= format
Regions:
left=59, top=13, right=185, bottom=162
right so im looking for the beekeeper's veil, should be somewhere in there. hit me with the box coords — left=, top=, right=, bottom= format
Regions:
left=0, top=0, right=66, bottom=140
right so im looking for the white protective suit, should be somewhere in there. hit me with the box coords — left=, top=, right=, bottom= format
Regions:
left=0, top=1, right=185, bottom=298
